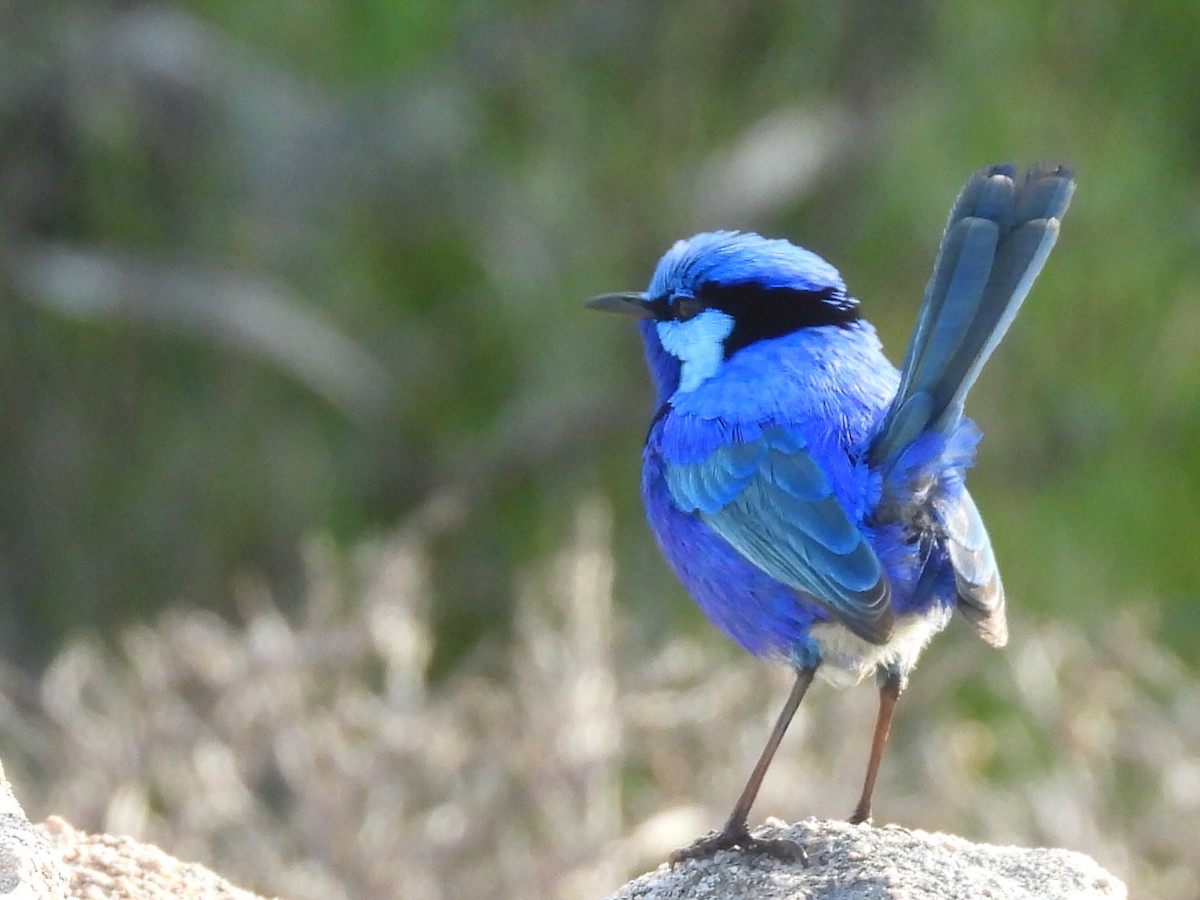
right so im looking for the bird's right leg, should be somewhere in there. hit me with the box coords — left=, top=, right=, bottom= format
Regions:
left=848, top=668, right=904, bottom=825
left=669, top=665, right=817, bottom=867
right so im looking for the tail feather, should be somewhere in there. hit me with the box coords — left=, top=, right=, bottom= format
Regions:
left=870, top=163, right=1075, bottom=464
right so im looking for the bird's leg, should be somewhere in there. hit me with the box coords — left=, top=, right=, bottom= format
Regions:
left=669, top=666, right=817, bottom=867
left=849, top=668, right=904, bottom=825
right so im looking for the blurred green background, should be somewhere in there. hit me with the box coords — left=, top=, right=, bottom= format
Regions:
left=1, top=1, right=1198, bottom=896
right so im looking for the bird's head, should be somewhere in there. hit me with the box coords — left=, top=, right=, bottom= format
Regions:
left=588, top=231, right=860, bottom=404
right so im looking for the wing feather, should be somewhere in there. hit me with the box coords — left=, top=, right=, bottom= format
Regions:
left=665, top=427, right=894, bottom=644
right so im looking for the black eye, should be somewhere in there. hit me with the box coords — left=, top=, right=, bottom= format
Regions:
left=674, top=296, right=703, bottom=322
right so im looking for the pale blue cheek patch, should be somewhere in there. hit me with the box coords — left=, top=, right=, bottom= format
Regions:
left=657, top=309, right=735, bottom=396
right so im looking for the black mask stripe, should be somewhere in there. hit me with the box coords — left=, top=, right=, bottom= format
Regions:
left=696, top=281, right=860, bottom=358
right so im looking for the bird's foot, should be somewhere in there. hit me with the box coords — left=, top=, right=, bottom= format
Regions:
left=668, top=820, right=807, bottom=868
left=848, top=808, right=872, bottom=825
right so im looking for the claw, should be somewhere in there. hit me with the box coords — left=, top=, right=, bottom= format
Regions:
left=669, top=822, right=808, bottom=868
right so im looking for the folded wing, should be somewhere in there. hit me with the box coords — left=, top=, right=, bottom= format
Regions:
left=665, top=427, right=894, bottom=645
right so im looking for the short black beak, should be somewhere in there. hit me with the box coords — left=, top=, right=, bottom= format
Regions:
left=585, top=291, right=654, bottom=318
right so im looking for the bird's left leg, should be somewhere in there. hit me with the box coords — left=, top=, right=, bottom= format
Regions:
left=849, top=667, right=904, bottom=825
left=669, top=665, right=816, bottom=867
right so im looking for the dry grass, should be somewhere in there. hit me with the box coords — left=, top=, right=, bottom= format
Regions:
left=1, top=498, right=1195, bottom=898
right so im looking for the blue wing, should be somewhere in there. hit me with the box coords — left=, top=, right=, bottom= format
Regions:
left=664, top=426, right=894, bottom=645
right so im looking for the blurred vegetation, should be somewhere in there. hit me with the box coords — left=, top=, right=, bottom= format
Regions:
left=0, top=0, right=1199, bottom=894
left=3, top=506, right=1196, bottom=898
left=0, top=508, right=1195, bottom=900
left=3, top=0, right=1200, bottom=659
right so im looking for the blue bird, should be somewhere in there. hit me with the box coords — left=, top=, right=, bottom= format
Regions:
left=588, top=163, right=1074, bottom=863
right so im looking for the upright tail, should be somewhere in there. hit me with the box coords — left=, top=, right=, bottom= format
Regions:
left=869, top=163, right=1075, bottom=464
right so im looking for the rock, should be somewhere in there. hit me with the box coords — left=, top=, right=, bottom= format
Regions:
left=608, top=818, right=1127, bottom=900
left=38, top=819, right=273, bottom=900
left=0, top=761, right=269, bottom=899
left=0, top=759, right=70, bottom=899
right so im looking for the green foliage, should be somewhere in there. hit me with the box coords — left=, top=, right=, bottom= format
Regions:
left=3, top=1, right=1199, bottom=664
